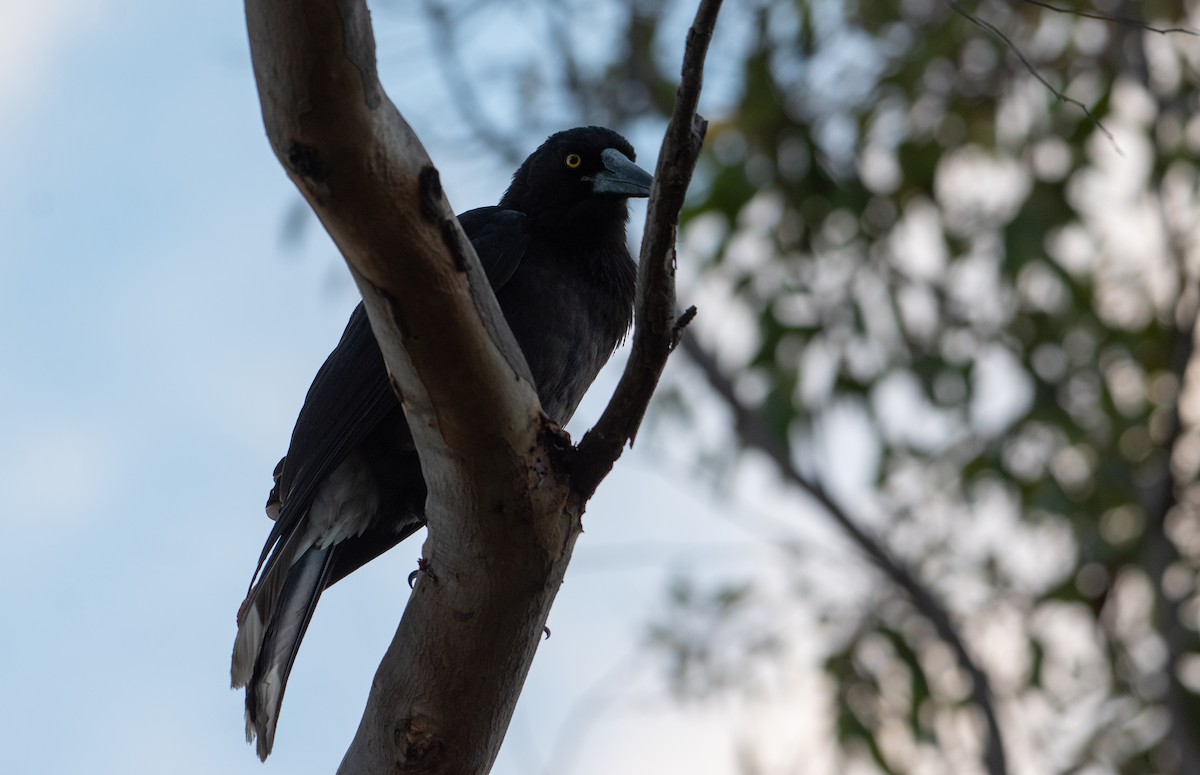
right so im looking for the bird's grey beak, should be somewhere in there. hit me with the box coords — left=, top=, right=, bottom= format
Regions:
left=591, top=148, right=653, bottom=198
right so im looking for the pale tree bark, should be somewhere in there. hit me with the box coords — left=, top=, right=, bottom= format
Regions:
left=242, top=0, right=723, bottom=773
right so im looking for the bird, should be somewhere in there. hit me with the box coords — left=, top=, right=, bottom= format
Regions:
left=231, top=126, right=652, bottom=759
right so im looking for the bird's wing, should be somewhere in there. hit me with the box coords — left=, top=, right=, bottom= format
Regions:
left=458, top=206, right=529, bottom=288
left=247, top=207, right=530, bottom=587
left=246, top=302, right=395, bottom=585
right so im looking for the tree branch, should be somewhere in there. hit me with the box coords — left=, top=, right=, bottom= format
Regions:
left=244, top=0, right=723, bottom=771
left=1139, top=91, right=1200, bottom=775
left=245, top=2, right=577, bottom=773
left=1118, top=24, right=1200, bottom=770
left=677, top=334, right=1009, bottom=775
left=1143, top=290, right=1200, bottom=775
left=1018, top=0, right=1198, bottom=37
left=572, top=0, right=724, bottom=499
left=944, top=0, right=1117, bottom=150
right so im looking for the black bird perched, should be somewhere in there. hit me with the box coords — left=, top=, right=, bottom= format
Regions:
left=231, top=126, right=651, bottom=759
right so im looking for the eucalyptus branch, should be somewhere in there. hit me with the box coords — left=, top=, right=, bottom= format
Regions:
left=1137, top=68, right=1200, bottom=772
left=677, top=334, right=1009, bottom=775
left=571, top=0, right=724, bottom=498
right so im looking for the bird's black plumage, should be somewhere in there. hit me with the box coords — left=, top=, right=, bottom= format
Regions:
left=231, top=127, right=650, bottom=759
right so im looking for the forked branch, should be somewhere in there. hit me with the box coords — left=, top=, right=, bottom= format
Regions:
left=243, top=0, right=723, bottom=772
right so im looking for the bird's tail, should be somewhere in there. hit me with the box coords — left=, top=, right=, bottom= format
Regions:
left=231, top=544, right=335, bottom=760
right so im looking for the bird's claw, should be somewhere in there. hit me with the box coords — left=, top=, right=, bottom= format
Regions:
left=409, top=557, right=437, bottom=588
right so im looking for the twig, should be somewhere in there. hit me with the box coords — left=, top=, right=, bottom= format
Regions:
left=1018, top=0, right=1198, bottom=37
left=571, top=0, right=724, bottom=498
left=943, top=0, right=1118, bottom=151
left=677, top=334, right=1009, bottom=775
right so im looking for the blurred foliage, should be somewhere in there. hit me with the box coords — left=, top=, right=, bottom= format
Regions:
left=407, top=0, right=1200, bottom=772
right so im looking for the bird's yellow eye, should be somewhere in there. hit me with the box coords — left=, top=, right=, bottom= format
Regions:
left=565, top=153, right=582, bottom=169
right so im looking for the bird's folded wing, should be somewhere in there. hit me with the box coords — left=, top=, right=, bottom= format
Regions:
left=250, top=303, right=400, bottom=583
left=249, top=207, right=532, bottom=584
left=457, top=206, right=529, bottom=289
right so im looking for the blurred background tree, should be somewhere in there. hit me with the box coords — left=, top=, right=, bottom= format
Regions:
left=380, top=1, right=1200, bottom=772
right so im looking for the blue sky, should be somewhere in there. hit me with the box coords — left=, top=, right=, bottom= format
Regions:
left=0, top=3, right=809, bottom=773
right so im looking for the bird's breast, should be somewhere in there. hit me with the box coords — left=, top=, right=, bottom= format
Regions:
left=496, top=246, right=633, bottom=425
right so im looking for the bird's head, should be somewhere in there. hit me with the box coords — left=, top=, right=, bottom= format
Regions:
left=499, top=126, right=653, bottom=237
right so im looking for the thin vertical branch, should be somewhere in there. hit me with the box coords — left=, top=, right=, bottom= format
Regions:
left=1127, top=16, right=1200, bottom=769
left=1143, top=292, right=1200, bottom=775
left=572, top=0, right=724, bottom=497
